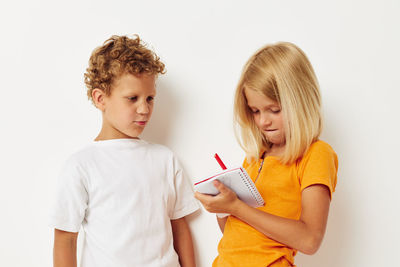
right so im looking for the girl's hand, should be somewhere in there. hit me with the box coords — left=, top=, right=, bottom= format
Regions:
left=194, top=180, right=242, bottom=215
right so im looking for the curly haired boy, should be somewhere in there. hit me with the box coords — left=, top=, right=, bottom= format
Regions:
left=50, top=35, right=199, bottom=267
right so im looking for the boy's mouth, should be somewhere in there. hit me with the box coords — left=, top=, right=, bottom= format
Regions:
left=134, top=121, right=147, bottom=126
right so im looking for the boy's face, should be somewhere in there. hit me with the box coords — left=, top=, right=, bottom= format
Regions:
left=96, top=73, right=156, bottom=140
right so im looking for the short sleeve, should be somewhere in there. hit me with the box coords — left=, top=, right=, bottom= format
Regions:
left=298, top=141, right=338, bottom=198
left=49, top=157, right=88, bottom=232
left=169, top=156, right=199, bottom=220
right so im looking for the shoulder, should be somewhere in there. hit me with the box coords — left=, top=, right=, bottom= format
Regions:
left=242, top=157, right=254, bottom=169
left=298, top=140, right=339, bottom=195
left=303, top=140, right=337, bottom=159
left=139, top=141, right=182, bottom=170
left=142, top=141, right=176, bottom=158
left=242, top=152, right=260, bottom=168
left=59, top=144, right=97, bottom=175
left=144, top=141, right=173, bottom=154
left=55, top=145, right=97, bottom=189
left=298, top=140, right=338, bottom=172
left=65, top=144, right=98, bottom=165
left=141, top=142, right=186, bottom=177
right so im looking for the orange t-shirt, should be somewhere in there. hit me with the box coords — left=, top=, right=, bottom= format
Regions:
left=213, top=140, right=338, bottom=267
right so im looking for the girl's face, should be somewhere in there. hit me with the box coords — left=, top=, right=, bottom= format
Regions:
left=244, top=87, right=286, bottom=147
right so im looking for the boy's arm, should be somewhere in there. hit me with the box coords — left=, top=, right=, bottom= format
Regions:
left=53, top=229, right=78, bottom=267
left=171, top=217, right=196, bottom=267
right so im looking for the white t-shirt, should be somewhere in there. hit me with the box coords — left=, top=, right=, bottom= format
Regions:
left=50, top=138, right=199, bottom=267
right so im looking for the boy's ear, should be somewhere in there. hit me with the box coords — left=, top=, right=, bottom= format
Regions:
left=92, top=88, right=106, bottom=111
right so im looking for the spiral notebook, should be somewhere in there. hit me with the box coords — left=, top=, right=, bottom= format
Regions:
left=194, top=167, right=265, bottom=208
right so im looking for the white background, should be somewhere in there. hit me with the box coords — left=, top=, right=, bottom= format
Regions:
left=1, top=0, right=399, bottom=266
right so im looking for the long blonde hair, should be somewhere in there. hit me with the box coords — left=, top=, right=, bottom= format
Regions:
left=234, top=42, right=322, bottom=164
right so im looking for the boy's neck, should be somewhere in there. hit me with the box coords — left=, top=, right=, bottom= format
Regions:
left=95, top=124, right=139, bottom=141
left=94, top=135, right=139, bottom=141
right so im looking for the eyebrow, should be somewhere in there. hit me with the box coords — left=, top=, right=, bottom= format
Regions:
left=248, top=103, right=280, bottom=109
left=122, top=89, right=156, bottom=96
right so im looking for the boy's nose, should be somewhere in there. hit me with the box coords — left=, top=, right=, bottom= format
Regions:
left=137, top=102, right=150, bottom=114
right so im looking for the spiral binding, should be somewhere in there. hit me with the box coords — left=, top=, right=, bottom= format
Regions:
left=238, top=169, right=264, bottom=206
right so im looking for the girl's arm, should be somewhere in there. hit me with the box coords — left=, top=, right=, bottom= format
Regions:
left=217, top=216, right=228, bottom=233
left=171, top=217, right=196, bottom=267
left=53, top=229, right=78, bottom=267
left=195, top=180, right=331, bottom=255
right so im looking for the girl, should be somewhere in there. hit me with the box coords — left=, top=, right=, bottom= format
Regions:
left=195, top=42, right=338, bottom=267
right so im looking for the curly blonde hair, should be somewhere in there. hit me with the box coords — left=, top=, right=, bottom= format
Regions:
left=84, top=35, right=165, bottom=101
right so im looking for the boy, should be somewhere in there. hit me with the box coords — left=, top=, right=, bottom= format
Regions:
left=50, top=35, right=199, bottom=267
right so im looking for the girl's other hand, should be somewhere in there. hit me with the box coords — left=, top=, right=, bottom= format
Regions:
left=194, top=180, right=242, bottom=215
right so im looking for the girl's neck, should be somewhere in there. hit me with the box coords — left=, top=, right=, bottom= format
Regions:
left=266, top=143, right=286, bottom=157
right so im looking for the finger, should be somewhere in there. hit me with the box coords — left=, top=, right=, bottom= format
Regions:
left=213, top=180, right=230, bottom=194
left=194, top=191, right=213, bottom=203
left=194, top=191, right=204, bottom=201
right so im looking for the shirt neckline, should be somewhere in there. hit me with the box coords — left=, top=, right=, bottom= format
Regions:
left=92, top=138, right=147, bottom=146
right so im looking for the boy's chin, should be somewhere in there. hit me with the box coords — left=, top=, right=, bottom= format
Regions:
left=126, top=128, right=145, bottom=139
left=109, top=128, right=144, bottom=139
left=123, top=131, right=142, bottom=139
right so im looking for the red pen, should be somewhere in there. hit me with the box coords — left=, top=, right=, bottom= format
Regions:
left=214, top=153, right=227, bottom=170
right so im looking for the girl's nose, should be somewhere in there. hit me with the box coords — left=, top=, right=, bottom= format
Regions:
left=259, top=113, right=272, bottom=126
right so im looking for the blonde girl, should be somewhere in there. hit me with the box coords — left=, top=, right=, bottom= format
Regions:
left=195, top=42, right=338, bottom=267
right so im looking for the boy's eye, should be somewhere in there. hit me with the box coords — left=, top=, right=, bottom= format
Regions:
left=147, top=96, right=154, bottom=102
left=128, top=96, right=137, bottom=101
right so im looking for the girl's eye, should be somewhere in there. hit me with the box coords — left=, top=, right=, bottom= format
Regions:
left=251, top=109, right=259, bottom=114
left=271, top=109, right=281, bottom=114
